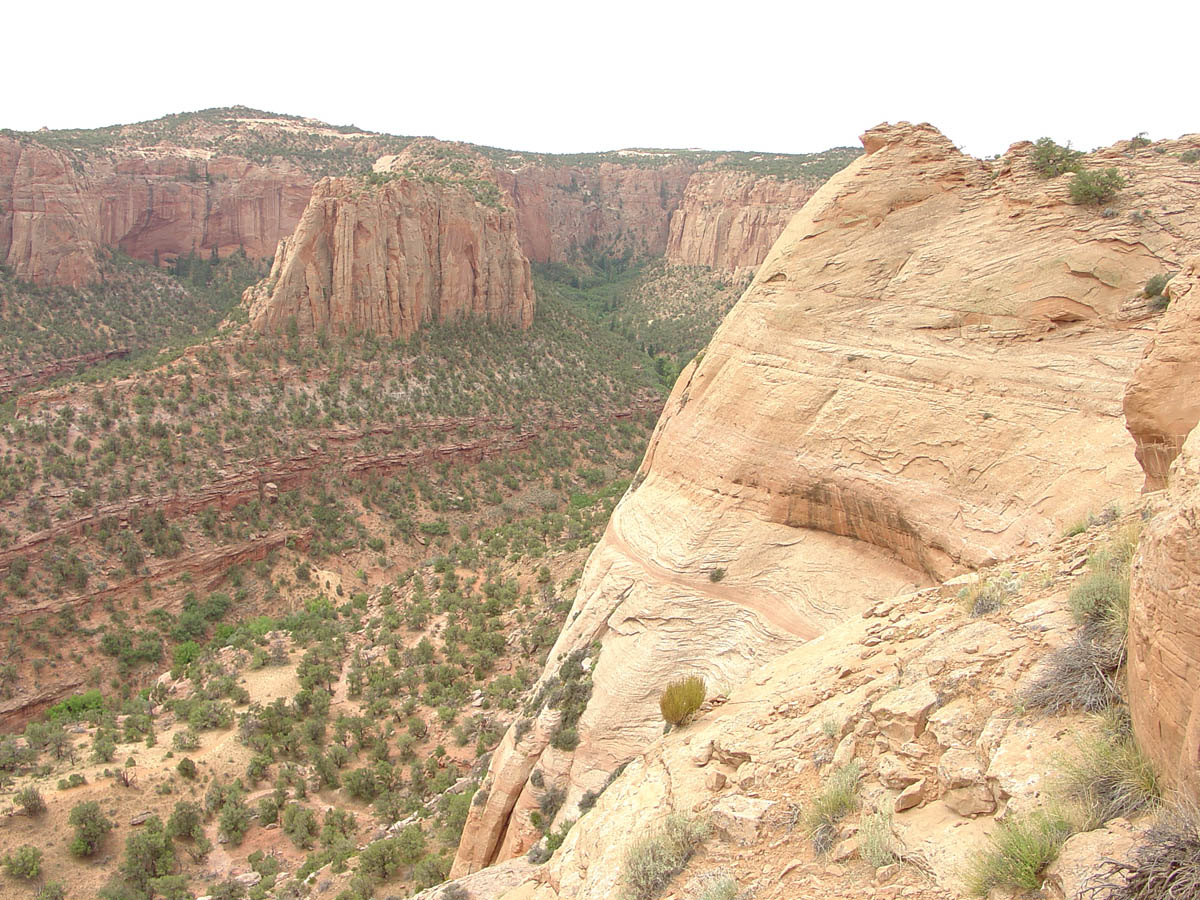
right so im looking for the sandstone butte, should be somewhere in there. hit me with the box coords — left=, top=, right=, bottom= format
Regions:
left=450, top=122, right=1200, bottom=881
left=244, top=176, right=535, bottom=338
left=0, top=126, right=826, bottom=291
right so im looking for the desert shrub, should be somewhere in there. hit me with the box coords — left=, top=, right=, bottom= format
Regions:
left=1069, top=571, right=1130, bottom=634
left=1181, top=149, right=1200, bottom=164
left=859, top=809, right=898, bottom=867
left=1023, top=626, right=1123, bottom=713
left=965, top=808, right=1072, bottom=895
left=218, top=797, right=251, bottom=845
left=15, top=786, right=45, bottom=815
left=1030, top=138, right=1084, bottom=177
left=620, top=814, right=710, bottom=900
left=1057, top=729, right=1159, bottom=827
left=958, top=571, right=1019, bottom=617
left=36, top=883, right=66, bottom=900
left=166, top=801, right=204, bottom=841
left=1143, top=273, right=1174, bottom=300
left=176, top=757, right=198, bottom=779
left=69, top=800, right=115, bottom=856
left=659, top=676, right=706, bottom=726
left=173, top=729, right=201, bottom=751
left=708, top=568, right=726, bottom=583
left=3, top=844, right=42, bottom=879
left=1129, top=133, right=1152, bottom=149
left=441, top=884, right=470, bottom=900
left=697, top=875, right=738, bottom=900
left=805, top=760, right=861, bottom=853
left=1070, top=168, right=1126, bottom=205
left=1091, top=801, right=1200, bottom=900
left=283, top=802, right=319, bottom=849
left=550, top=727, right=579, bottom=751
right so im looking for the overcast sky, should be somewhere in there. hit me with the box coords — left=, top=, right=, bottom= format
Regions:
left=8, top=0, right=1194, bottom=159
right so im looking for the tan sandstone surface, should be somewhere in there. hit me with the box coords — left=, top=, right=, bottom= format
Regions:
left=245, top=176, right=535, bottom=338
left=454, top=122, right=1200, bottom=876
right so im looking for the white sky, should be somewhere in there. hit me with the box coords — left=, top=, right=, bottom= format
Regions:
left=7, top=0, right=1195, bottom=158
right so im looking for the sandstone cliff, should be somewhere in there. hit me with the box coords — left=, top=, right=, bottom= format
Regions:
left=246, top=176, right=534, bottom=338
left=454, top=123, right=1200, bottom=875
left=665, top=170, right=820, bottom=269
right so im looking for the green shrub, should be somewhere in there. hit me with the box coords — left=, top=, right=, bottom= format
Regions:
left=958, top=572, right=1018, bottom=617
left=1129, top=133, right=1152, bottom=149
left=177, top=757, right=198, bottom=779
left=1058, top=729, right=1159, bottom=827
left=36, top=883, right=66, bottom=900
left=708, top=568, right=726, bottom=583
left=1069, top=570, right=1130, bottom=633
left=1143, top=273, right=1174, bottom=300
left=965, top=808, right=1073, bottom=895
left=1030, top=138, right=1083, bottom=177
left=659, top=676, right=706, bottom=726
left=620, top=814, right=710, bottom=900
left=805, top=760, right=861, bottom=853
left=69, top=800, right=114, bottom=856
left=3, top=844, right=42, bottom=879
left=15, top=785, right=45, bottom=815
left=697, top=875, right=738, bottom=900
left=1181, top=149, right=1200, bottom=164
left=859, top=809, right=897, bottom=867
left=1070, top=168, right=1126, bottom=205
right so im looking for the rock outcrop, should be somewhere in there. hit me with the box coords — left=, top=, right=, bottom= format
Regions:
left=246, top=176, right=534, bottom=338
left=1128, top=366, right=1200, bottom=801
left=1123, top=257, right=1200, bottom=489
left=665, top=171, right=820, bottom=269
left=455, top=122, right=1200, bottom=875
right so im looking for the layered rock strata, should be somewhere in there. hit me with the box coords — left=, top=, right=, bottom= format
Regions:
left=455, top=122, right=1200, bottom=875
left=246, top=176, right=534, bottom=338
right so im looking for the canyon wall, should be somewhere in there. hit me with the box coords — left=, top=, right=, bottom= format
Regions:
left=0, top=136, right=313, bottom=286
left=246, top=176, right=534, bottom=338
left=665, top=170, right=820, bottom=268
left=2, top=126, right=847, bottom=290
left=454, top=123, right=1200, bottom=875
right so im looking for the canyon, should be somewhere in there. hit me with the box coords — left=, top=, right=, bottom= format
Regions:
left=0, top=108, right=852, bottom=298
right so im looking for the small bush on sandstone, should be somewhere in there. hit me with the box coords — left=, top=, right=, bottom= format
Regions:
left=805, top=760, right=861, bottom=854
left=1031, top=138, right=1083, bottom=178
left=1143, top=273, right=1174, bottom=300
left=1024, top=626, right=1124, bottom=714
left=1088, top=800, right=1200, bottom=900
left=859, top=808, right=898, bottom=868
left=14, top=786, right=45, bottom=815
left=697, top=875, right=738, bottom=900
left=958, top=571, right=1019, bottom=617
left=659, top=676, right=706, bottom=726
left=620, top=814, right=710, bottom=900
left=1058, top=728, right=1159, bottom=828
left=708, top=568, right=726, bottom=583
left=1069, top=571, right=1130, bottom=634
left=1070, top=168, right=1126, bottom=205
left=1181, top=149, right=1200, bottom=164
left=965, top=807, right=1073, bottom=895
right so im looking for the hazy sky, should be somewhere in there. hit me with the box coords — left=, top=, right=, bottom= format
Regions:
left=8, top=0, right=1194, bottom=158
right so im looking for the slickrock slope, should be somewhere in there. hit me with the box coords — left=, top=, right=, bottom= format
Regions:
left=1123, top=257, right=1200, bottom=489
left=246, top=176, right=534, bottom=338
left=665, top=171, right=821, bottom=268
left=455, top=123, right=1200, bottom=875
left=439, top=520, right=1138, bottom=900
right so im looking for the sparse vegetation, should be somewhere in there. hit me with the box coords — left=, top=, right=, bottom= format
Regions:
left=697, top=875, right=739, bottom=900
left=1057, top=726, right=1159, bottom=828
left=805, top=760, right=861, bottom=854
left=1030, top=138, right=1083, bottom=178
left=859, top=809, right=898, bottom=867
left=965, top=807, right=1073, bottom=895
left=958, top=571, right=1019, bottom=617
left=1091, top=800, right=1200, bottom=900
left=620, top=814, right=710, bottom=900
left=1070, top=168, right=1127, bottom=205
left=659, top=676, right=706, bottom=726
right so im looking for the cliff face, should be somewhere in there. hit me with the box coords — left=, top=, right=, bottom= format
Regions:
left=665, top=170, right=820, bottom=268
left=1126, top=257, right=1200, bottom=800
left=246, top=176, right=534, bottom=338
left=493, top=162, right=695, bottom=264
left=0, top=136, right=102, bottom=286
left=454, top=123, right=1200, bottom=875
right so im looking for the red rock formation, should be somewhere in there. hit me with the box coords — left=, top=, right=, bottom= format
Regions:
left=491, top=162, right=694, bottom=263
left=665, top=171, right=820, bottom=268
left=0, top=136, right=102, bottom=286
left=246, top=176, right=534, bottom=337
